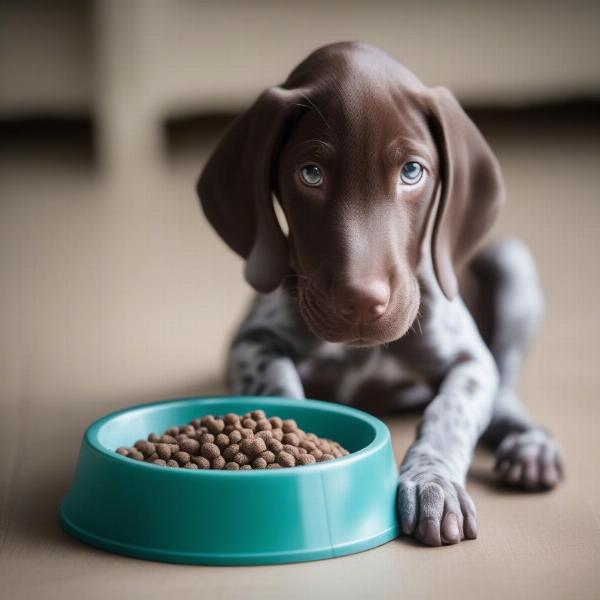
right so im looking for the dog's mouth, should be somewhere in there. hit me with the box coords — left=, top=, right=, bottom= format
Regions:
left=289, top=273, right=420, bottom=347
left=345, top=337, right=383, bottom=348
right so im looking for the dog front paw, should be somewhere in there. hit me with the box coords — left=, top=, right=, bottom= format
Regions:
left=397, top=472, right=478, bottom=547
left=495, top=428, right=564, bottom=490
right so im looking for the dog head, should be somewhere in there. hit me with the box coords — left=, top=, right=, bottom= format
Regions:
left=198, top=42, right=504, bottom=347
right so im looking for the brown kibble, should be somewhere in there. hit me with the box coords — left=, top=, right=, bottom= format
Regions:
left=282, top=419, right=297, bottom=433
left=268, top=438, right=283, bottom=453
left=215, top=433, right=230, bottom=449
left=159, top=434, right=177, bottom=444
left=197, top=432, right=215, bottom=445
left=191, top=456, right=211, bottom=469
left=134, top=440, right=156, bottom=457
left=255, top=430, right=273, bottom=442
left=242, top=418, right=257, bottom=431
left=212, top=456, right=226, bottom=470
left=224, top=412, right=240, bottom=425
left=276, top=451, right=295, bottom=467
left=249, top=437, right=267, bottom=455
left=282, top=432, right=300, bottom=447
left=318, top=438, right=332, bottom=450
left=119, top=412, right=349, bottom=469
left=222, top=444, right=240, bottom=461
left=200, top=442, right=221, bottom=460
left=239, top=438, right=253, bottom=455
left=207, top=418, right=225, bottom=435
left=173, top=451, right=191, bottom=465
left=179, top=438, right=200, bottom=455
left=255, top=418, right=272, bottom=431
left=297, top=453, right=317, bottom=466
left=240, top=437, right=267, bottom=457
left=282, top=444, right=300, bottom=459
left=159, top=446, right=173, bottom=459
left=252, top=457, right=267, bottom=469
left=260, top=450, right=275, bottom=464
left=228, top=430, right=242, bottom=444
left=300, top=439, right=316, bottom=451
left=233, top=452, right=249, bottom=466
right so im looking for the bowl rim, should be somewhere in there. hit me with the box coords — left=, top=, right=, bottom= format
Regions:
left=85, top=395, right=392, bottom=477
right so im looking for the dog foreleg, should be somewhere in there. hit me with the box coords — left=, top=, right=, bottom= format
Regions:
left=397, top=299, right=499, bottom=546
left=226, top=290, right=316, bottom=399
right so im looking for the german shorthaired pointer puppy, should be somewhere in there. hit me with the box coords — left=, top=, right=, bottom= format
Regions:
left=197, top=42, right=564, bottom=546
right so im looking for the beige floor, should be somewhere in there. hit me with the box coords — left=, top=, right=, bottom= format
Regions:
left=1, top=107, right=599, bottom=599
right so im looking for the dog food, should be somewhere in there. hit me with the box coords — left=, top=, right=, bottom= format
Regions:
left=116, top=410, right=349, bottom=470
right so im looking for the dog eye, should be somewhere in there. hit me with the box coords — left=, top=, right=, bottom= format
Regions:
left=299, top=164, right=323, bottom=187
left=400, top=161, right=423, bottom=185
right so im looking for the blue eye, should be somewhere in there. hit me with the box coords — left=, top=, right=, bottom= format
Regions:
left=299, top=164, right=323, bottom=186
left=400, top=161, right=423, bottom=185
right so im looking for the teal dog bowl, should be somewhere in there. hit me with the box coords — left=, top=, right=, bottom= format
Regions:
left=60, top=396, right=399, bottom=565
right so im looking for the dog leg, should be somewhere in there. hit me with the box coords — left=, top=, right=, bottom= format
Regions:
left=474, top=239, right=564, bottom=490
left=398, top=298, right=498, bottom=546
left=226, top=289, right=317, bottom=398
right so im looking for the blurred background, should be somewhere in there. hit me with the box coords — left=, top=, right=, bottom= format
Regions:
left=1, top=1, right=599, bottom=598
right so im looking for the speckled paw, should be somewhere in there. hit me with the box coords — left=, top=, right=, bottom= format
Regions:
left=397, top=475, right=478, bottom=547
left=495, top=429, right=564, bottom=491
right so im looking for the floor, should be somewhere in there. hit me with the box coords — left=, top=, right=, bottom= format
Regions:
left=1, top=105, right=599, bottom=599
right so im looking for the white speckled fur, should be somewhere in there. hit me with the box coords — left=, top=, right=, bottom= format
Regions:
left=225, top=235, right=563, bottom=545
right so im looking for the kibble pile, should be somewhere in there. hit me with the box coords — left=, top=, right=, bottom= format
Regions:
left=116, top=410, right=349, bottom=470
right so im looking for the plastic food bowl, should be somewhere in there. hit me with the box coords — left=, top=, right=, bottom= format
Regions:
left=60, top=396, right=399, bottom=565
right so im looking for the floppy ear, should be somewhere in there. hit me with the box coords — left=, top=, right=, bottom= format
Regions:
left=424, top=87, right=505, bottom=300
left=197, top=87, right=303, bottom=293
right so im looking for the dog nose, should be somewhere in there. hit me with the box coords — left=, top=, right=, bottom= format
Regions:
left=335, top=279, right=390, bottom=324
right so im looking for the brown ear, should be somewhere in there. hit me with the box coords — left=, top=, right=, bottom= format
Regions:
left=424, top=87, right=505, bottom=299
left=197, top=87, right=302, bottom=293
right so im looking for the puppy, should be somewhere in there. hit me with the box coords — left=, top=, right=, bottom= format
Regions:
left=197, top=42, right=564, bottom=546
